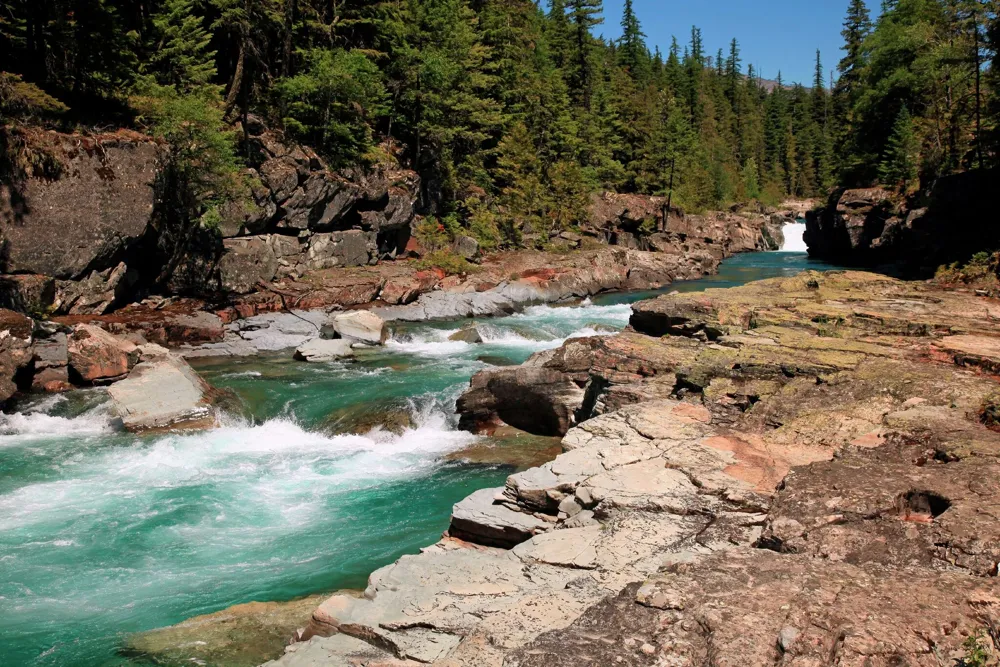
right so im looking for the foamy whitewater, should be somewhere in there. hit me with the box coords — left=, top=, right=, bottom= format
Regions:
left=780, top=221, right=809, bottom=252
left=0, top=251, right=836, bottom=665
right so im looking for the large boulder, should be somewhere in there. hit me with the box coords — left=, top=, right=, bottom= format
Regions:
left=67, top=324, right=140, bottom=383
left=326, top=310, right=388, bottom=345
left=452, top=235, right=479, bottom=260
left=305, top=230, right=374, bottom=270
left=107, top=346, right=217, bottom=431
left=457, top=365, right=587, bottom=436
left=293, top=338, right=354, bottom=362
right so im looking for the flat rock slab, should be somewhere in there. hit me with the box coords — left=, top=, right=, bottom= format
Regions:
left=449, top=488, right=551, bottom=548
left=328, top=310, right=388, bottom=345
left=936, top=334, right=1000, bottom=371
left=108, top=355, right=216, bottom=431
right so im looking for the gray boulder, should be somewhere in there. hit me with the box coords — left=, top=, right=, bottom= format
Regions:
left=448, top=326, right=484, bottom=343
left=452, top=235, right=479, bottom=259
left=327, top=310, right=388, bottom=345
left=293, top=338, right=355, bottom=362
left=108, top=349, right=217, bottom=432
left=306, top=230, right=374, bottom=270
left=218, top=237, right=279, bottom=294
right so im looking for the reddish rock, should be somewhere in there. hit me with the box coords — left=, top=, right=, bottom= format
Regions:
left=0, top=309, right=34, bottom=402
left=379, top=271, right=439, bottom=305
left=67, top=324, right=140, bottom=383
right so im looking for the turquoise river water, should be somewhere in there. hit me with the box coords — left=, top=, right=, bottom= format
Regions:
left=0, top=247, right=835, bottom=665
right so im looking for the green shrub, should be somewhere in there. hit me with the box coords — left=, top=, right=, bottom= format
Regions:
left=415, top=250, right=478, bottom=276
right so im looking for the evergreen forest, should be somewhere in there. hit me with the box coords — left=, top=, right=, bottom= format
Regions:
left=2, top=0, right=998, bottom=246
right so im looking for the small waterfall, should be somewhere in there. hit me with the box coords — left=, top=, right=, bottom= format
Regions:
left=779, top=221, right=808, bottom=252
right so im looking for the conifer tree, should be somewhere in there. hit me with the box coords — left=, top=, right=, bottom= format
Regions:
left=150, top=0, right=218, bottom=91
left=879, top=105, right=919, bottom=189
left=566, top=0, right=603, bottom=108
left=618, top=0, right=649, bottom=82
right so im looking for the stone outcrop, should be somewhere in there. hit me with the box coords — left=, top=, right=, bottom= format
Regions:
left=507, top=549, right=999, bottom=666
left=806, top=170, right=998, bottom=275
left=0, top=125, right=421, bottom=311
left=804, top=187, right=899, bottom=264
left=275, top=271, right=1000, bottom=666
left=0, top=131, right=159, bottom=281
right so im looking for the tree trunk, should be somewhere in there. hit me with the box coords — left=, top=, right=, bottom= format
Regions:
left=224, top=37, right=246, bottom=118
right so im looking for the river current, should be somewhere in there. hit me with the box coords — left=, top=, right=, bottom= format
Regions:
left=0, top=232, right=827, bottom=665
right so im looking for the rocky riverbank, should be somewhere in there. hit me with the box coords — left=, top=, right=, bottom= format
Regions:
left=266, top=270, right=1000, bottom=666
left=804, top=170, right=997, bottom=275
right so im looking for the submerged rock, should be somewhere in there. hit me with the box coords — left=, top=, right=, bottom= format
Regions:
left=126, top=594, right=329, bottom=667
left=293, top=338, right=354, bottom=362
left=448, top=325, right=484, bottom=344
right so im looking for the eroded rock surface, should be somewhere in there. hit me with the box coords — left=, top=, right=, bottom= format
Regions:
left=271, top=271, right=1000, bottom=666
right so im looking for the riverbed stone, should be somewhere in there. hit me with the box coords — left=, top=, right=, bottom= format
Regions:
left=250, top=270, right=1000, bottom=666
left=67, top=324, right=140, bottom=383
left=293, top=338, right=354, bottom=362
left=108, top=354, right=217, bottom=431
left=327, top=310, right=388, bottom=345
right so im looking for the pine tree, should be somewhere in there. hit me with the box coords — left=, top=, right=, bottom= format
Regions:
left=150, top=0, right=218, bottom=91
left=618, top=0, right=648, bottom=82
left=879, top=105, right=919, bottom=189
left=566, top=0, right=603, bottom=108
left=988, top=3, right=1000, bottom=165
left=837, top=0, right=872, bottom=97
left=811, top=50, right=833, bottom=192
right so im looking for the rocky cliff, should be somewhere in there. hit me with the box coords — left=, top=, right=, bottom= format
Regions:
left=0, top=124, right=421, bottom=314
left=805, top=170, right=998, bottom=274
left=267, top=271, right=1000, bottom=666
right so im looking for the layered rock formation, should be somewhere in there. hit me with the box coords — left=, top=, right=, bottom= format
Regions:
left=806, top=170, right=998, bottom=274
left=272, top=271, right=1000, bottom=666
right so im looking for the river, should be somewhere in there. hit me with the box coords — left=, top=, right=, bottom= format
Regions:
left=0, top=235, right=832, bottom=666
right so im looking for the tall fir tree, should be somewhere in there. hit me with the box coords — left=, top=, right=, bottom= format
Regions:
left=618, top=0, right=649, bottom=82
left=566, top=0, right=603, bottom=108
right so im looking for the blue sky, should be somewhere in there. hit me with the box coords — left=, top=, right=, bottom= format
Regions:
left=595, top=0, right=871, bottom=86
